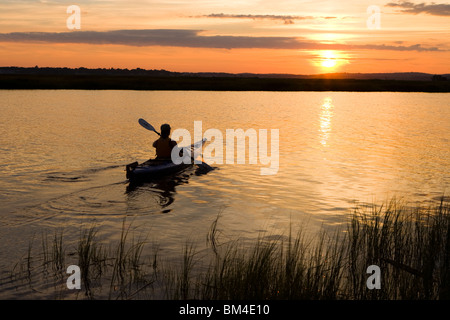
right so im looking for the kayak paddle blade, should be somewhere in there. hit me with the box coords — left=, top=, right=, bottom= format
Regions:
left=139, top=118, right=160, bottom=135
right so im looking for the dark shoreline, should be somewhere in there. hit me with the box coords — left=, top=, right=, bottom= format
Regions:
left=1, top=74, right=450, bottom=92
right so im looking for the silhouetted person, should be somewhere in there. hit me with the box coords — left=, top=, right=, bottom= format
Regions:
left=153, top=124, right=177, bottom=160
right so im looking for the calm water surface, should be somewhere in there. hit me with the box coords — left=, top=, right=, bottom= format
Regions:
left=0, top=90, right=449, bottom=297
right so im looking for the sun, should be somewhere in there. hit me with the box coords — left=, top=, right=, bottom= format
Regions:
left=321, top=50, right=337, bottom=69
left=322, top=59, right=336, bottom=68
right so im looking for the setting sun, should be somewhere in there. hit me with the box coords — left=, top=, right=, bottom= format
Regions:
left=321, top=50, right=338, bottom=69
left=322, top=59, right=336, bottom=68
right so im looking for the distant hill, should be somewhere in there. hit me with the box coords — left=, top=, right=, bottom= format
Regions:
left=0, top=66, right=448, bottom=81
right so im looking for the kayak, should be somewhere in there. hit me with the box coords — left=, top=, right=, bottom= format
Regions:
left=126, top=159, right=190, bottom=182
left=126, top=138, right=208, bottom=182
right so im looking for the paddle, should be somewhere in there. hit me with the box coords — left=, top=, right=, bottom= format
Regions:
left=139, top=118, right=160, bottom=136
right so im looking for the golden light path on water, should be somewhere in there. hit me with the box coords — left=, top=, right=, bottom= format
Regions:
left=319, top=97, right=334, bottom=147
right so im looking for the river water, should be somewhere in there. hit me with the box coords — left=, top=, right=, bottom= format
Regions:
left=0, top=90, right=449, bottom=298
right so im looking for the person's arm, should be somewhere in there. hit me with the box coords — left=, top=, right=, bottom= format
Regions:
left=153, top=139, right=158, bottom=148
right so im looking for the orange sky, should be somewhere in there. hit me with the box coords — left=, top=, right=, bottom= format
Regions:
left=0, top=0, right=449, bottom=74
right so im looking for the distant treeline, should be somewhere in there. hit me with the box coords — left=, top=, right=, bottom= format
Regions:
left=0, top=66, right=178, bottom=77
left=1, top=73, right=450, bottom=92
left=1, top=66, right=449, bottom=81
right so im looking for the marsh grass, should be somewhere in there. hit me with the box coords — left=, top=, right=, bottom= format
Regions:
left=346, top=197, right=450, bottom=299
left=8, top=197, right=450, bottom=300
left=194, top=221, right=347, bottom=300
left=9, top=220, right=156, bottom=299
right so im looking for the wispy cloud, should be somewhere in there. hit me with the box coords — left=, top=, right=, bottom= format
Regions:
left=0, top=29, right=307, bottom=49
left=386, top=1, right=450, bottom=16
left=196, top=13, right=339, bottom=24
left=0, top=29, right=442, bottom=51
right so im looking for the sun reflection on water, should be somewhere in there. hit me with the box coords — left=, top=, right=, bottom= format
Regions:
left=319, top=97, right=334, bottom=147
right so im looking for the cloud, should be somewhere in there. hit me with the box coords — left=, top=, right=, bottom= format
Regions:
left=197, top=13, right=339, bottom=24
left=386, top=1, right=450, bottom=16
left=0, top=29, right=307, bottom=49
left=353, top=43, right=440, bottom=51
left=0, top=29, right=442, bottom=51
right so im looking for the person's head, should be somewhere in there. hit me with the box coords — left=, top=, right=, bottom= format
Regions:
left=160, top=123, right=171, bottom=138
